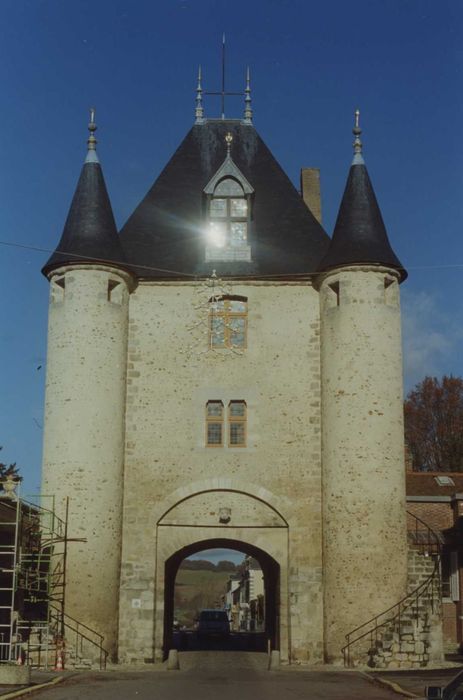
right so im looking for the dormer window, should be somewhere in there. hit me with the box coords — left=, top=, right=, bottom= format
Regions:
left=209, top=179, right=248, bottom=250
left=203, top=135, right=254, bottom=263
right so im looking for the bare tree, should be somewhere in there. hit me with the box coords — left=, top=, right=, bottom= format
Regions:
left=404, top=376, right=463, bottom=472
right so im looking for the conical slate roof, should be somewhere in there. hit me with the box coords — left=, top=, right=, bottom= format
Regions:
left=42, top=158, right=127, bottom=277
left=317, top=161, right=406, bottom=281
left=119, top=120, right=330, bottom=279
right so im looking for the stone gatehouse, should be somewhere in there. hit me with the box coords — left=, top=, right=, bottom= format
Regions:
left=40, top=95, right=409, bottom=665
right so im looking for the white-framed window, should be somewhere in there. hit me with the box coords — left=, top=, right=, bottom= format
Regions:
left=442, top=550, right=460, bottom=601
left=208, top=178, right=249, bottom=250
left=228, top=401, right=246, bottom=447
left=205, top=400, right=247, bottom=448
left=206, top=401, right=224, bottom=447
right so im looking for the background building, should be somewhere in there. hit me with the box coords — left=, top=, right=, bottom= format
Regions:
left=406, top=470, right=463, bottom=653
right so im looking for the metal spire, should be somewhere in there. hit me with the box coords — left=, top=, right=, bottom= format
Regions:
left=85, top=107, right=99, bottom=164
left=243, top=66, right=253, bottom=124
left=195, top=65, right=205, bottom=124
left=221, top=33, right=226, bottom=119
left=352, top=108, right=364, bottom=165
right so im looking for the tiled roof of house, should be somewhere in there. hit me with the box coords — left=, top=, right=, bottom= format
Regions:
left=406, top=472, right=463, bottom=498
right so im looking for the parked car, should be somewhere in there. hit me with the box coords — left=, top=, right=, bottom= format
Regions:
left=426, top=670, right=463, bottom=699
left=197, top=609, right=230, bottom=637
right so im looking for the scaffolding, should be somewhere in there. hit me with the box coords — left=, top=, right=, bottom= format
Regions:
left=0, top=481, right=67, bottom=666
left=0, top=480, right=108, bottom=669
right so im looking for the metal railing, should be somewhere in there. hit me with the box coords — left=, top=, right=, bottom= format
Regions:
left=342, top=511, right=442, bottom=668
left=49, top=605, right=108, bottom=670
left=12, top=609, right=108, bottom=670
left=406, top=511, right=444, bottom=556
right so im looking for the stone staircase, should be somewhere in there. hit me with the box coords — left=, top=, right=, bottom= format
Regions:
left=343, top=512, right=444, bottom=668
left=367, top=549, right=443, bottom=668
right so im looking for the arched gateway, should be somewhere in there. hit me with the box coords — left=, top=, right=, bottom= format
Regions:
left=154, top=487, right=289, bottom=661
left=163, top=538, right=280, bottom=656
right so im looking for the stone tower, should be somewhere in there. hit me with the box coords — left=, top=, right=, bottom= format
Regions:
left=317, top=114, right=408, bottom=662
left=41, top=113, right=134, bottom=657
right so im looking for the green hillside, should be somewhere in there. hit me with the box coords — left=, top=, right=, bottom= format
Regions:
left=174, top=567, right=232, bottom=628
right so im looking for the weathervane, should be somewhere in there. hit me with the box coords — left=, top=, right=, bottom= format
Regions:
left=197, top=35, right=251, bottom=121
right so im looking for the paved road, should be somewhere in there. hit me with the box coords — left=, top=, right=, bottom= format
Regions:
left=29, top=652, right=401, bottom=700
left=375, top=666, right=463, bottom=697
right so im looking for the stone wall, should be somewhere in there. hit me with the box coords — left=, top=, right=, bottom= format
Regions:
left=117, top=280, right=324, bottom=664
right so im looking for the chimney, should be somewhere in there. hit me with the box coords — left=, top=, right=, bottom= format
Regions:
left=300, top=167, right=322, bottom=224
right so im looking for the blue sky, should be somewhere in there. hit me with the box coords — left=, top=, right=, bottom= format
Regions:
left=0, top=0, right=462, bottom=496
left=187, top=548, right=245, bottom=565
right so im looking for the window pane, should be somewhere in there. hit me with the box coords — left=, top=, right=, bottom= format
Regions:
left=208, top=423, right=223, bottom=444
left=229, top=401, right=246, bottom=417
left=229, top=300, right=246, bottom=313
left=208, top=221, right=226, bottom=248
left=230, top=222, right=247, bottom=246
left=230, top=198, right=247, bottom=217
left=230, top=423, right=245, bottom=445
left=210, top=198, right=227, bottom=217
left=210, top=317, right=225, bottom=347
left=207, top=402, right=223, bottom=417
left=229, top=317, right=246, bottom=347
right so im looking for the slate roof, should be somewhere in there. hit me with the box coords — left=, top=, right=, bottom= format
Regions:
left=406, top=472, right=463, bottom=498
left=43, top=161, right=128, bottom=277
left=119, top=120, right=330, bottom=279
left=317, top=162, right=407, bottom=281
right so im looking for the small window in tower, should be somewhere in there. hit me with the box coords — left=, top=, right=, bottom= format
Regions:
left=228, top=401, right=246, bottom=447
left=108, top=279, right=122, bottom=305
left=384, top=276, right=398, bottom=307
left=51, top=276, right=65, bottom=303
left=327, top=281, right=340, bottom=307
left=209, top=296, right=247, bottom=349
left=206, top=401, right=224, bottom=447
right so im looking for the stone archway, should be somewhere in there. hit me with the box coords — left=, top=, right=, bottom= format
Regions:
left=153, top=487, right=289, bottom=661
left=163, top=537, right=280, bottom=657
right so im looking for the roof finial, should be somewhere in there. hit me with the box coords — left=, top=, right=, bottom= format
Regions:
left=225, top=131, right=233, bottom=157
left=243, top=66, right=253, bottom=124
left=352, top=108, right=364, bottom=165
left=195, top=65, right=205, bottom=124
left=85, top=107, right=99, bottom=164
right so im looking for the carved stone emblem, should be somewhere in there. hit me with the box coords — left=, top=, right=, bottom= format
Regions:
left=219, top=507, right=231, bottom=524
